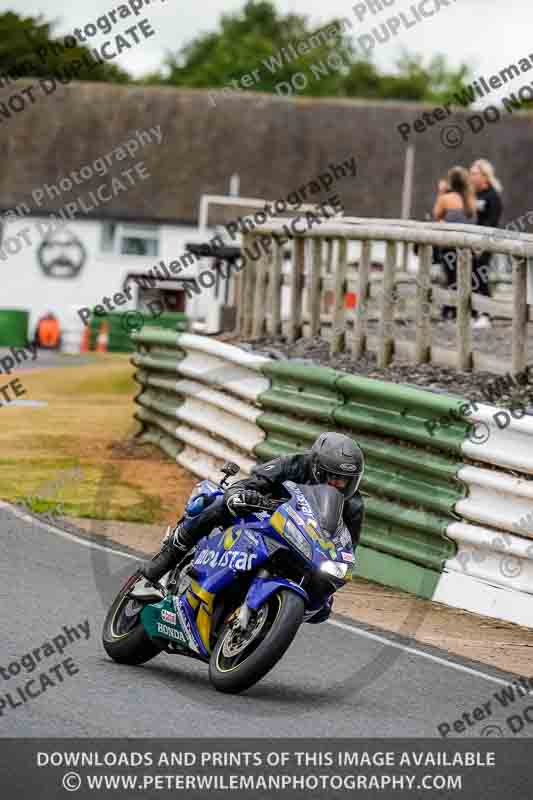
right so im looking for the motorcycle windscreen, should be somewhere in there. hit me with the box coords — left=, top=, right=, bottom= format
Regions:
left=296, top=484, right=344, bottom=539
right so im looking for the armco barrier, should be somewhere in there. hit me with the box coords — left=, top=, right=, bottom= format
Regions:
left=132, top=331, right=268, bottom=483
left=90, top=311, right=189, bottom=353
left=461, top=402, right=533, bottom=473
left=132, top=332, right=533, bottom=628
left=257, top=361, right=465, bottom=599
left=434, top=409, right=533, bottom=627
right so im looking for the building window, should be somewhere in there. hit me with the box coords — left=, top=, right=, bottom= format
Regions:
left=100, top=222, right=160, bottom=256
left=120, top=235, right=158, bottom=256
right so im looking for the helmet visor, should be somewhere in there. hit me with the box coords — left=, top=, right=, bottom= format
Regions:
left=313, top=466, right=363, bottom=498
left=325, top=474, right=349, bottom=491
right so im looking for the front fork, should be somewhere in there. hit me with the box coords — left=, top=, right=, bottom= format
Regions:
left=234, top=570, right=309, bottom=631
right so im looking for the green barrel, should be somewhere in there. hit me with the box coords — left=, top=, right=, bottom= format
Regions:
left=89, top=312, right=189, bottom=353
left=0, top=309, right=29, bottom=347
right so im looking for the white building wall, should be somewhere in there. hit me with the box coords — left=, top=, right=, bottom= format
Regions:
left=0, top=215, right=214, bottom=335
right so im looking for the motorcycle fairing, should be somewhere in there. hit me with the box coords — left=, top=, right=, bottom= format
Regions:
left=184, top=479, right=224, bottom=517
left=271, top=482, right=346, bottom=564
left=192, top=526, right=270, bottom=593
left=145, top=526, right=266, bottom=656
left=141, top=596, right=200, bottom=655
left=244, top=575, right=309, bottom=611
left=141, top=483, right=353, bottom=657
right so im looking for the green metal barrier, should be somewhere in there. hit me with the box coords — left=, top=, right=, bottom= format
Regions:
left=334, top=374, right=469, bottom=455
left=130, top=333, right=533, bottom=625
left=90, top=312, right=188, bottom=353
left=256, top=361, right=465, bottom=597
left=260, top=362, right=343, bottom=421
left=131, top=328, right=187, bottom=441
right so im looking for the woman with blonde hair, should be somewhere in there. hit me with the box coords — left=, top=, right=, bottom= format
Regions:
left=469, top=159, right=503, bottom=328
left=471, top=159, right=503, bottom=197
left=433, top=166, right=477, bottom=320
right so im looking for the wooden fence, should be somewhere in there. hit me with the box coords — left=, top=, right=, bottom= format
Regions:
left=233, top=218, right=533, bottom=375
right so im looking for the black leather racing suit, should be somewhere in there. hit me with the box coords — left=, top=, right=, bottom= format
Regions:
left=178, top=452, right=365, bottom=553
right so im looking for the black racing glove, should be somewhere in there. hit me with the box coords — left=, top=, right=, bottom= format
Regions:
left=226, top=490, right=265, bottom=515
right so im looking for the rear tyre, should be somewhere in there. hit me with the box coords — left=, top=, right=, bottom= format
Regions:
left=102, top=573, right=162, bottom=665
left=209, top=589, right=304, bottom=694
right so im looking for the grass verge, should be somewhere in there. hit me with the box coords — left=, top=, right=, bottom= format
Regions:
left=0, top=354, right=196, bottom=523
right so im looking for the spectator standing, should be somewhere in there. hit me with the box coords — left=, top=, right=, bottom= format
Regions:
left=433, top=167, right=477, bottom=320
left=469, top=159, right=503, bottom=328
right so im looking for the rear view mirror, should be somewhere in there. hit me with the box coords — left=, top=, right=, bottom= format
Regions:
left=221, top=462, right=240, bottom=477
left=219, top=461, right=240, bottom=487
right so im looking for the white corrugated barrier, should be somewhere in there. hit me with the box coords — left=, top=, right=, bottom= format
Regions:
left=461, top=402, right=533, bottom=474
left=436, top=402, right=533, bottom=627
left=132, top=331, right=268, bottom=482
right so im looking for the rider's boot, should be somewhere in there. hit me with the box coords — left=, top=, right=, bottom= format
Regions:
left=140, top=523, right=195, bottom=584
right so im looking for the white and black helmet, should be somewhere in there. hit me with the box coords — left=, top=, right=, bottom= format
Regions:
left=311, top=432, right=365, bottom=499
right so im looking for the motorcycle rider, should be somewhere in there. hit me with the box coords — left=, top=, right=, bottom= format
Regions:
left=141, top=432, right=365, bottom=601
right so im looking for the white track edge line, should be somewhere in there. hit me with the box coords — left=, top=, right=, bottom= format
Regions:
left=328, top=619, right=510, bottom=686
left=0, top=502, right=139, bottom=561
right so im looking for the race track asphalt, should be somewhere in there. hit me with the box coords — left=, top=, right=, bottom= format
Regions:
left=1, top=503, right=530, bottom=739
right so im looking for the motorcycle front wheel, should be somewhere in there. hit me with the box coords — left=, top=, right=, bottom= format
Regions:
left=102, top=572, right=163, bottom=665
left=209, top=589, right=304, bottom=694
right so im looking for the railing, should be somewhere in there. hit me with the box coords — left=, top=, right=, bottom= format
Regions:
left=233, top=218, right=533, bottom=374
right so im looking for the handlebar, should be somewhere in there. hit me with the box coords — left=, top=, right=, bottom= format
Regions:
left=261, top=498, right=284, bottom=512
left=230, top=498, right=283, bottom=513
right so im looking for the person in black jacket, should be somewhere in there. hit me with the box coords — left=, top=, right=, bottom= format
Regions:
left=469, top=159, right=503, bottom=328
left=141, top=432, right=365, bottom=590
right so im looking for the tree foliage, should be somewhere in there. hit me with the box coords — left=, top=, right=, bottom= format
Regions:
left=0, top=5, right=472, bottom=103
left=0, top=12, right=130, bottom=84
left=147, top=0, right=471, bottom=102
left=150, top=1, right=356, bottom=96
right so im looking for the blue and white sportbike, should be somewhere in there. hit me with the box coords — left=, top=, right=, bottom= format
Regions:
left=102, top=462, right=355, bottom=694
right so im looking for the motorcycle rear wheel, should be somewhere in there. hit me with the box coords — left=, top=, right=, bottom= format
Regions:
left=209, top=589, right=304, bottom=694
left=102, top=573, right=163, bottom=665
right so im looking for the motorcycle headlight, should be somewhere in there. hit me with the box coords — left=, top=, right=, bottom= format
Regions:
left=321, top=561, right=349, bottom=579
left=283, top=519, right=313, bottom=559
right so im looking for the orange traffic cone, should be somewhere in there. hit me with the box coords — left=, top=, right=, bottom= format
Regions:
left=96, top=321, right=109, bottom=353
left=80, top=325, right=91, bottom=353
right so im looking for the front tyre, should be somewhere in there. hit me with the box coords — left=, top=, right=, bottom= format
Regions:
left=102, top=573, right=162, bottom=665
left=209, top=590, right=304, bottom=694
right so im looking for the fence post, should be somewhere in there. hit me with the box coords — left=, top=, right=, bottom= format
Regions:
left=378, top=241, right=396, bottom=367
left=309, top=238, right=322, bottom=338
left=236, top=253, right=248, bottom=336
left=512, top=256, right=528, bottom=373
left=331, top=238, right=347, bottom=353
left=252, top=247, right=268, bottom=338
left=456, top=248, right=472, bottom=369
left=232, top=266, right=245, bottom=336
left=326, top=239, right=334, bottom=273
left=415, top=243, right=432, bottom=363
left=242, top=234, right=256, bottom=338
left=352, top=240, right=371, bottom=358
left=288, top=237, right=305, bottom=343
left=269, top=238, right=283, bottom=337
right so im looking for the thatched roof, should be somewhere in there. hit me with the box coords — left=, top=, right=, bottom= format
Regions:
left=0, top=80, right=531, bottom=225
